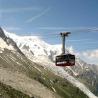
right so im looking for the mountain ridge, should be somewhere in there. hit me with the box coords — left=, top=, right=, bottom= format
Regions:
left=0, top=27, right=98, bottom=98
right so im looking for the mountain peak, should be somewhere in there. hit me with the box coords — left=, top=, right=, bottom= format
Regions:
left=0, top=27, right=24, bottom=55
left=0, top=27, right=7, bottom=40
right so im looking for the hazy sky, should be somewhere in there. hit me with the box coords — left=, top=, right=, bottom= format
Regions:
left=0, top=0, right=98, bottom=64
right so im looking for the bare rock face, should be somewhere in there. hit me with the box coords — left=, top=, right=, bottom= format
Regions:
left=0, top=27, right=24, bottom=55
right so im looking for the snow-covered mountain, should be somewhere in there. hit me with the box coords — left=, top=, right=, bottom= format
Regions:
left=4, top=29, right=76, bottom=65
left=1, top=27, right=98, bottom=98
left=0, top=27, right=62, bottom=98
left=4, top=28, right=96, bottom=76
left=4, top=30, right=60, bottom=61
left=0, top=27, right=24, bottom=55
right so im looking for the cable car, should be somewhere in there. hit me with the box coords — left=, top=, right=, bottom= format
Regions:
left=55, top=32, right=75, bottom=66
left=55, top=54, right=75, bottom=66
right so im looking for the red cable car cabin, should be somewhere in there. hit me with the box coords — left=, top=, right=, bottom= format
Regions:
left=55, top=54, right=75, bottom=66
left=55, top=32, right=75, bottom=66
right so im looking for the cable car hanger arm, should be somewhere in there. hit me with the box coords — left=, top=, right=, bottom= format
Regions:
left=60, top=32, right=71, bottom=54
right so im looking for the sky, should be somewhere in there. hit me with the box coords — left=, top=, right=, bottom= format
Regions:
left=0, top=0, right=98, bottom=64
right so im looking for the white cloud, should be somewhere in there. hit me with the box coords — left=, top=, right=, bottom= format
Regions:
left=0, top=7, right=40, bottom=13
left=26, top=7, right=51, bottom=23
left=2, top=26, right=21, bottom=32
left=66, top=47, right=98, bottom=65
left=78, top=49, right=98, bottom=64
left=38, top=26, right=98, bottom=32
left=82, top=50, right=98, bottom=58
left=68, top=39, right=92, bottom=42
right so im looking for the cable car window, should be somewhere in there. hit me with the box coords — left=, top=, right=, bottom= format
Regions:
left=55, top=54, right=75, bottom=66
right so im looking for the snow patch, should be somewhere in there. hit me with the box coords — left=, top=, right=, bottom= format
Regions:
left=0, top=48, right=4, bottom=53
left=0, top=38, right=14, bottom=50
left=51, top=87, right=56, bottom=92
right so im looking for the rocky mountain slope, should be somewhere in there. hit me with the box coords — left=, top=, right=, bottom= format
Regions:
left=0, top=27, right=97, bottom=98
left=0, top=27, right=61, bottom=98
left=4, top=27, right=98, bottom=96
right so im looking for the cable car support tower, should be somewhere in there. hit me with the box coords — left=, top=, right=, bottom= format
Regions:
left=60, top=32, right=71, bottom=54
